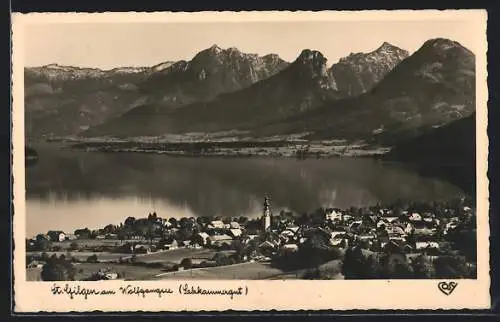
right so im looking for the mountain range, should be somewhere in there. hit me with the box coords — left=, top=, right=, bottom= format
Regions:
left=254, top=38, right=475, bottom=144
left=25, top=38, right=475, bottom=148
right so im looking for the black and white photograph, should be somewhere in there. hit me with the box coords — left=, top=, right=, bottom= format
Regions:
left=12, top=10, right=490, bottom=312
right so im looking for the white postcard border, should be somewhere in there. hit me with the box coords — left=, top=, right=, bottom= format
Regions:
left=12, top=10, right=490, bottom=312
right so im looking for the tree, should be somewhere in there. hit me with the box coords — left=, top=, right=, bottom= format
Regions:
left=103, top=224, right=116, bottom=234
left=86, top=254, right=98, bottom=263
left=434, top=256, right=472, bottom=279
left=180, top=258, right=193, bottom=269
left=41, top=255, right=76, bottom=281
left=168, top=218, right=178, bottom=228
left=34, top=237, right=51, bottom=251
left=124, top=217, right=136, bottom=227
left=411, top=255, right=435, bottom=279
left=342, top=246, right=368, bottom=279
left=178, top=217, right=192, bottom=230
left=230, top=239, right=246, bottom=261
left=238, top=216, right=249, bottom=226
left=69, top=242, right=79, bottom=251
left=391, top=262, right=414, bottom=279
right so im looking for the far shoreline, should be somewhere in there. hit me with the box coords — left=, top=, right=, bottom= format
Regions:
left=44, top=137, right=393, bottom=159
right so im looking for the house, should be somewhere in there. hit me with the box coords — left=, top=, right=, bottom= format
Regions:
left=179, top=240, right=191, bottom=248
left=65, top=234, right=78, bottom=241
left=105, top=233, right=118, bottom=240
left=47, top=231, right=66, bottom=242
left=130, top=235, right=146, bottom=240
left=134, top=244, right=152, bottom=254
left=376, top=220, right=387, bottom=229
left=330, top=231, right=347, bottom=239
left=163, top=239, right=178, bottom=250
left=197, top=232, right=210, bottom=246
left=228, top=228, right=242, bottom=238
left=409, top=213, right=423, bottom=222
left=342, top=214, right=353, bottom=223
left=415, top=241, right=440, bottom=250
left=354, top=231, right=375, bottom=242
left=208, top=220, right=225, bottom=229
left=325, top=209, right=343, bottom=222
left=229, top=221, right=241, bottom=229
left=27, top=260, right=44, bottom=269
left=384, top=217, right=400, bottom=224
left=280, top=227, right=300, bottom=239
left=413, top=227, right=435, bottom=237
left=207, top=234, right=233, bottom=247
left=348, top=221, right=363, bottom=232
left=280, top=243, right=299, bottom=252
left=259, top=240, right=279, bottom=256
left=95, top=235, right=106, bottom=240
left=94, top=269, right=119, bottom=280
left=386, top=226, right=406, bottom=237
left=383, top=239, right=412, bottom=254
left=404, top=223, right=414, bottom=235
left=330, top=238, right=347, bottom=247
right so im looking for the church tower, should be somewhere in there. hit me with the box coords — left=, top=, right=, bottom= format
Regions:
left=262, top=196, right=272, bottom=231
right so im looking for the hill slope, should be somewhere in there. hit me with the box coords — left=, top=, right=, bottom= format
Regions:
left=384, top=113, right=475, bottom=194
left=329, top=42, right=410, bottom=96
left=25, top=46, right=288, bottom=138
left=84, top=43, right=410, bottom=138
left=83, top=49, right=344, bottom=137
left=255, top=38, right=475, bottom=144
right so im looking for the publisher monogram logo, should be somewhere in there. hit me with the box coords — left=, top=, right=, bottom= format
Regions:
left=438, top=282, right=458, bottom=295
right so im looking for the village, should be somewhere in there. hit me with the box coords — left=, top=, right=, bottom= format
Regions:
left=26, top=196, right=477, bottom=281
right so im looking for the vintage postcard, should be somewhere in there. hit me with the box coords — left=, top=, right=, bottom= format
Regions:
left=12, top=10, right=489, bottom=312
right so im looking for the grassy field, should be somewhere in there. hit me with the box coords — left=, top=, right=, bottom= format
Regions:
left=26, top=248, right=219, bottom=281
left=27, top=251, right=131, bottom=262
left=155, top=261, right=286, bottom=280
left=135, top=248, right=217, bottom=264
left=26, top=262, right=162, bottom=281
left=51, top=239, right=150, bottom=249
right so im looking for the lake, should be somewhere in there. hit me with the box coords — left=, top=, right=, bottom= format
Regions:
left=25, top=143, right=466, bottom=237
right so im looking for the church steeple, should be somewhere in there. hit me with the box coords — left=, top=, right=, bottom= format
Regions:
left=262, top=195, right=271, bottom=231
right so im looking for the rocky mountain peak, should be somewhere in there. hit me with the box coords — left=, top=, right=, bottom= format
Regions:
left=295, top=49, right=329, bottom=78
left=329, top=42, right=410, bottom=96
left=377, top=41, right=397, bottom=51
left=208, top=44, right=223, bottom=52
left=422, top=38, right=468, bottom=51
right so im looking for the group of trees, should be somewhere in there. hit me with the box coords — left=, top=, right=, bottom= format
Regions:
left=40, top=254, right=77, bottom=281
left=341, top=246, right=475, bottom=280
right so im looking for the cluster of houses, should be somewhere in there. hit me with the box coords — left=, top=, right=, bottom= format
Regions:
left=266, top=205, right=474, bottom=257
left=27, top=196, right=475, bottom=278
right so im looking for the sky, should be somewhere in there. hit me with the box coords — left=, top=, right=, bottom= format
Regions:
left=24, top=20, right=478, bottom=70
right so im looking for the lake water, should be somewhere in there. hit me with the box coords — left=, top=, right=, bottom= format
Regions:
left=25, top=143, right=465, bottom=237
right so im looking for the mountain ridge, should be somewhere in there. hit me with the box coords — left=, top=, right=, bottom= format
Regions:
left=25, top=45, right=289, bottom=137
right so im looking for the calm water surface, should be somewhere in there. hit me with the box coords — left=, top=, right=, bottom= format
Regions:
left=25, top=143, right=465, bottom=237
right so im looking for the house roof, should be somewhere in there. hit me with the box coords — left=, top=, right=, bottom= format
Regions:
left=387, top=226, right=405, bottom=235
left=229, top=229, right=242, bottom=237
left=198, top=232, right=209, bottom=239
left=415, top=241, right=440, bottom=249
left=281, top=244, right=299, bottom=251
left=208, top=234, right=232, bottom=241
left=413, top=228, right=434, bottom=236
left=259, top=240, right=278, bottom=248
left=229, top=222, right=240, bottom=229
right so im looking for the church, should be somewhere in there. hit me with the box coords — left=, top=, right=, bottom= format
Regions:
left=262, top=196, right=272, bottom=231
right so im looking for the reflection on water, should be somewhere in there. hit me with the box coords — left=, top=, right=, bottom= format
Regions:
left=25, top=143, right=465, bottom=237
